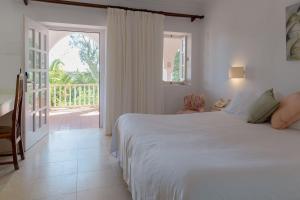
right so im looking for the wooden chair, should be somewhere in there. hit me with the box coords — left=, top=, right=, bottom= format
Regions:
left=0, top=73, right=25, bottom=170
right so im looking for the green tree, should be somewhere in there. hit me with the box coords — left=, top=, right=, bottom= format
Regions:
left=69, top=33, right=99, bottom=82
left=49, top=59, right=72, bottom=84
left=172, top=50, right=181, bottom=82
left=49, top=59, right=73, bottom=106
left=71, top=70, right=96, bottom=84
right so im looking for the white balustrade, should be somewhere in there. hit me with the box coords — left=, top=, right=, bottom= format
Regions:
left=50, top=84, right=99, bottom=107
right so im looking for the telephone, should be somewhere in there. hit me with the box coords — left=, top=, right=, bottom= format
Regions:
left=214, top=99, right=230, bottom=109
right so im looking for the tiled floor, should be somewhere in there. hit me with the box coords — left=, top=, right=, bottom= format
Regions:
left=0, top=129, right=132, bottom=200
left=49, top=107, right=100, bottom=132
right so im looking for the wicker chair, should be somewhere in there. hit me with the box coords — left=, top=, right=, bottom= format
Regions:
left=177, top=94, right=205, bottom=114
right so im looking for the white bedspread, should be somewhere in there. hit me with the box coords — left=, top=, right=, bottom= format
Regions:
left=111, top=112, right=300, bottom=200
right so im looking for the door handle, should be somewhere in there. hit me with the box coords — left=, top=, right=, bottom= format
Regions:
left=25, top=72, right=32, bottom=83
left=25, top=72, right=29, bottom=79
left=25, top=72, right=32, bottom=93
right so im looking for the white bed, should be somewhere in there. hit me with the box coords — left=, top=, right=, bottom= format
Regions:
left=111, top=112, right=300, bottom=200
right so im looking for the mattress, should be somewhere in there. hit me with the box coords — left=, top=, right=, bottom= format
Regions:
left=111, top=112, right=300, bottom=200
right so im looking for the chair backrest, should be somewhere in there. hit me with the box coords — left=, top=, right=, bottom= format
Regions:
left=12, top=73, right=24, bottom=138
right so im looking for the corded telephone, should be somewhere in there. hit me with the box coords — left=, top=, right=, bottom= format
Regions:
left=214, top=99, right=230, bottom=108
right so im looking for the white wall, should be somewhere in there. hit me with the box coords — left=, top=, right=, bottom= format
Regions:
left=163, top=17, right=205, bottom=113
left=203, top=0, right=300, bottom=107
left=0, top=0, right=205, bottom=114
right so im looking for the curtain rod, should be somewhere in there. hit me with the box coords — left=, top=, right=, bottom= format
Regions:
left=23, top=0, right=204, bottom=22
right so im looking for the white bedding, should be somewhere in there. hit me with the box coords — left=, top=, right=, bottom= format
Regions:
left=111, top=112, right=300, bottom=200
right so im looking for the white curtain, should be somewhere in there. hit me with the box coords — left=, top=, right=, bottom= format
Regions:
left=105, top=8, right=165, bottom=135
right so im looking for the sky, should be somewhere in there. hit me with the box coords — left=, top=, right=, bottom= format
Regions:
left=49, top=35, right=90, bottom=72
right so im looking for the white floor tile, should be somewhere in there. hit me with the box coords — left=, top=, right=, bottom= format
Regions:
left=31, top=174, right=77, bottom=199
left=77, top=169, right=124, bottom=191
left=32, top=192, right=76, bottom=200
left=77, top=185, right=132, bottom=200
left=0, top=128, right=132, bottom=200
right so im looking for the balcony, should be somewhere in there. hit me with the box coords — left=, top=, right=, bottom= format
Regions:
left=50, top=84, right=99, bottom=107
left=49, top=84, right=99, bottom=132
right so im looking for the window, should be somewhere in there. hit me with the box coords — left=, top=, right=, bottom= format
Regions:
left=163, top=32, right=189, bottom=83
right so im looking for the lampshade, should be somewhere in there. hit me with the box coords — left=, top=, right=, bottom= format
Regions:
left=229, top=66, right=245, bottom=79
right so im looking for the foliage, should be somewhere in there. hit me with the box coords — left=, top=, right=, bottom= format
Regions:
left=49, top=59, right=72, bottom=84
left=49, top=59, right=97, bottom=84
left=49, top=33, right=100, bottom=107
left=70, top=70, right=97, bottom=84
left=69, top=33, right=99, bottom=82
left=172, top=50, right=181, bottom=82
left=49, top=59, right=99, bottom=107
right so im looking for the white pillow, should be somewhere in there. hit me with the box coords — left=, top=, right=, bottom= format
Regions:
left=290, top=120, right=300, bottom=130
left=224, top=88, right=260, bottom=120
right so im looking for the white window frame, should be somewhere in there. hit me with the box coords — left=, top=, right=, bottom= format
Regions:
left=163, top=32, right=190, bottom=85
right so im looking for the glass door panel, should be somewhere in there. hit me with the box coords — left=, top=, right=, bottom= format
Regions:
left=25, top=17, right=49, bottom=150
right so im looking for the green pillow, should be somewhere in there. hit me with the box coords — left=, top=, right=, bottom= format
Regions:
left=247, top=89, right=280, bottom=124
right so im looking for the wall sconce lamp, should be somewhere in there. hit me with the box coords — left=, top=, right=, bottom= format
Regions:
left=229, top=66, right=246, bottom=79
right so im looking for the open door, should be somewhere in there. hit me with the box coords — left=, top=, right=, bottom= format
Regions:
left=24, top=17, right=49, bottom=150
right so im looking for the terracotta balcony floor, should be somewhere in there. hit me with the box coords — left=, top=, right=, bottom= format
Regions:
left=49, top=107, right=100, bottom=132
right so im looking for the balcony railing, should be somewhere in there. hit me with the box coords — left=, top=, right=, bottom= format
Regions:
left=50, top=84, right=99, bottom=107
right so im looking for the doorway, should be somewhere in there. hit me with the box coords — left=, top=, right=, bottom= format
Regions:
left=24, top=19, right=106, bottom=150
left=48, top=30, right=100, bottom=132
